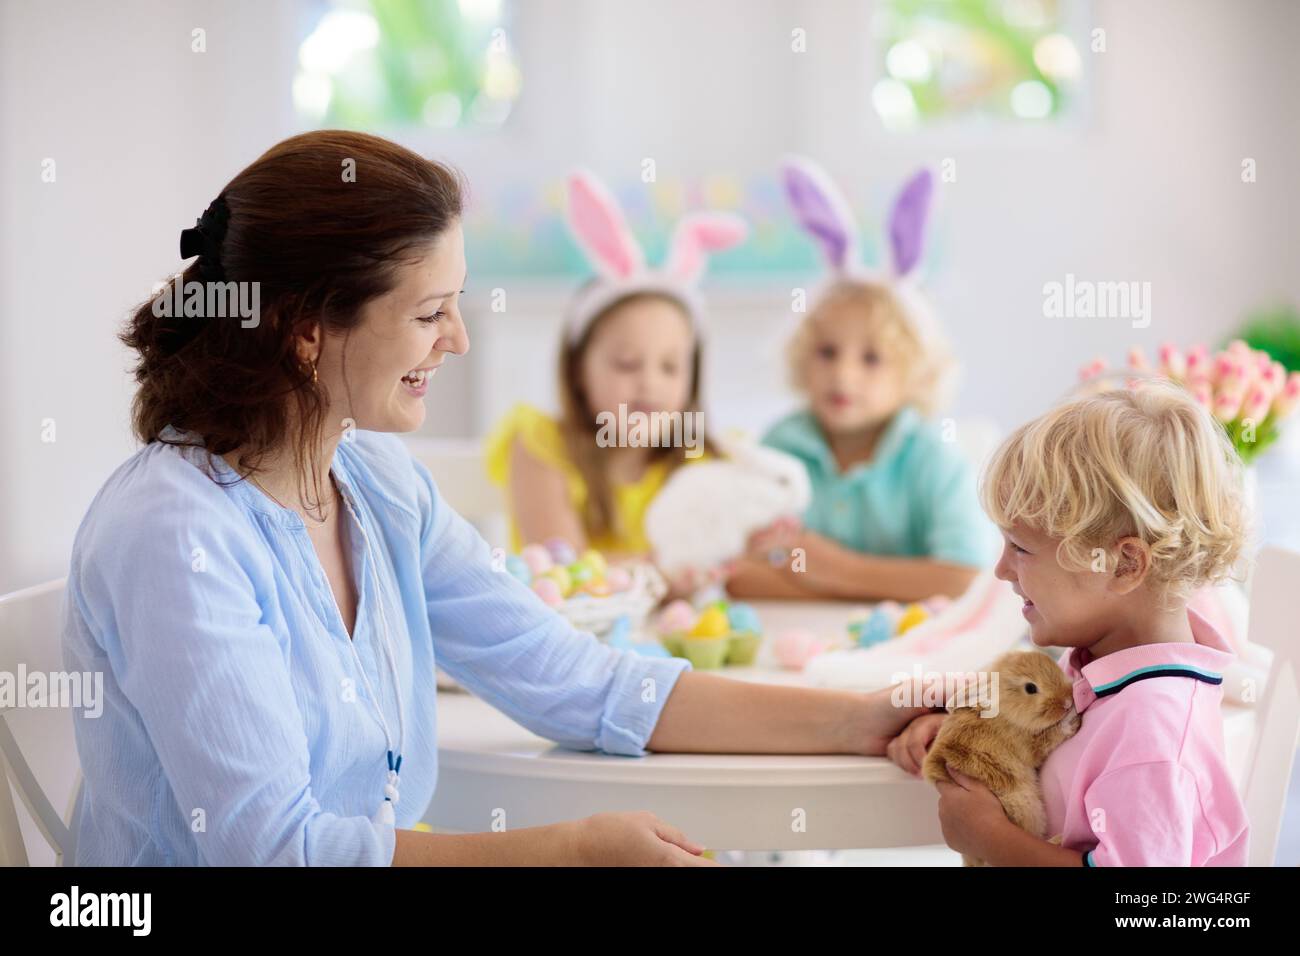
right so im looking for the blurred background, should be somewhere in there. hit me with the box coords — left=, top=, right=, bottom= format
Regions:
left=2, top=0, right=1298, bottom=590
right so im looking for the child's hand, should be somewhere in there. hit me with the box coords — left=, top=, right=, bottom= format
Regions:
left=933, top=767, right=1013, bottom=859
left=744, top=516, right=803, bottom=563
left=886, top=712, right=947, bottom=776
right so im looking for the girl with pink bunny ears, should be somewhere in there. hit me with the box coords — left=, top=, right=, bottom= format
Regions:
left=727, top=157, right=999, bottom=603
left=485, top=169, right=747, bottom=581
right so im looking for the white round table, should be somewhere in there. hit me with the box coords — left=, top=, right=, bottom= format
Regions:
left=421, top=600, right=1256, bottom=851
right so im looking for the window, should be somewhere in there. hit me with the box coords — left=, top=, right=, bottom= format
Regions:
left=872, top=0, right=1084, bottom=129
left=294, top=0, right=521, bottom=130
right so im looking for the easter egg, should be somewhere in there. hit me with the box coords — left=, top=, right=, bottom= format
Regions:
left=567, top=560, right=595, bottom=586
left=773, top=628, right=826, bottom=669
left=520, top=544, right=553, bottom=576
left=542, top=565, right=573, bottom=597
left=853, top=608, right=894, bottom=648
left=657, top=599, right=696, bottom=635
left=689, top=606, right=730, bottom=639
left=504, top=554, right=531, bottom=585
left=531, top=577, right=563, bottom=607
left=605, top=566, right=632, bottom=592
left=580, top=549, right=608, bottom=578
left=895, top=604, right=930, bottom=635
left=726, top=602, right=762, bottom=636
left=544, top=537, right=577, bottom=566
left=875, top=600, right=903, bottom=623
left=582, top=579, right=612, bottom=597
left=923, top=595, right=952, bottom=615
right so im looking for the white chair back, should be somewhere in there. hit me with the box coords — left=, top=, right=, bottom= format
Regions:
left=0, top=579, right=82, bottom=866
left=1241, top=547, right=1300, bottom=866
left=403, top=436, right=508, bottom=545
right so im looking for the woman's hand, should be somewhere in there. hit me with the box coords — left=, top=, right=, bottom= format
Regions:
left=933, top=767, right=1013, bottom=860
left=886, top=712, right=947, bottom=776
left=564, top=811, right=718, bottom=866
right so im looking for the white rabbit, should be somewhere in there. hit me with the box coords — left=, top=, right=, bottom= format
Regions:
left=644, top=433, right=811, bottom=578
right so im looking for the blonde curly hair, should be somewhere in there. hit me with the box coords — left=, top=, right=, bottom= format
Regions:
left=786, top=280, right=955, bottom=416
left=980, top=380, right=1249, bottom=602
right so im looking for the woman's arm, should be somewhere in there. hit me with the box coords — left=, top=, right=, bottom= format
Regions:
left=392, top=815, right=715, bottom=866
left=508, top=435, right=588, bottom=548
left=648, top=672, right=941, bottom=756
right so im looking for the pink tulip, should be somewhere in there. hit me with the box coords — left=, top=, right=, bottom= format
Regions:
left=1157, top=342, right=1186, bottom=379
left=1127, top=347, right=1150, bottom=371
left=1190, top=382, right=1213, bottom=411
left=1213, top=388, right=1244, bottom=422
left=1273, top=372, right=1300, bottom=419
left=1078, top=357, right=1107, bottom=381
left=1214, top=354, right=1244, bottom=388
left=1241, top=386, right=1271, bottom=423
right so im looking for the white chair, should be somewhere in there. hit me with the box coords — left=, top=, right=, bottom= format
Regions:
left=402, top=436, right=508, bottom=546
left=1241, top=547, right=1300, bottom=866
left=0, top=579, right=81, bottom=866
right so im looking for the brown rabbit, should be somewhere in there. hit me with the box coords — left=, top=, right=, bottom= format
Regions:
left=922, top=650, right=1081, bottom=866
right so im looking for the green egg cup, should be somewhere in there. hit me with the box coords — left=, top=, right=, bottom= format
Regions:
left=680, top=635, right=730, bottom=669
left=725, top=631, right=762, bottom=666
left=659, top=632, right=686, bottom=657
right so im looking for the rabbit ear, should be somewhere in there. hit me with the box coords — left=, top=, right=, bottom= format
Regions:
left=664, top=212, right=748, bottom=283
left=781, top=156, right=857, bottom=272
left=888, top=167, right=935, bottom=277
left=566, top=170, right=644, bottom=279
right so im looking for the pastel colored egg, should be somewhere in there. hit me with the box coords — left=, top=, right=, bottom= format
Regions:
left=544, top=537, right=577, bottom=566
left=726, top=602, right=762, bottom=635
left=773, top=628, right=826, bottom=670
left=895, top=604, right=930, bottom=636
left=875, top=600, right=903, bottom=622
left=504, top=555, right=531, bottom=585
left=542, top=565, right=573, bottom=596
left=531, top=577, right=563, bottom=607
left=923, top=595, right=952, bottom=615
left=580, top=549, right=608, bottom=578
left=689, top=606, right=730, bottom=639
left=582, top=579, right=612, bottom=597
left=657, top=599, right=696, bottom=635
left=853, top=608, right=895, bottom=648
left=567, top=560, right=595, bottom=586
left=519, top=544, right=553, bottom=576
left=605, top=566, right=632, bottom=592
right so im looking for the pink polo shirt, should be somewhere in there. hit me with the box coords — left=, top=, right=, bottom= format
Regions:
left=1039, top=608, right=1249, bottom=866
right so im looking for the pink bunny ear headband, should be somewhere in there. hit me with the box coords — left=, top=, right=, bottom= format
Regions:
left=562, top=170, right=748, bottom=345
left=781, top=156, right=957, bottom=406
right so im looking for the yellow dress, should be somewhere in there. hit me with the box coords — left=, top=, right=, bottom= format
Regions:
left=485, top=403, right=702, bottom=555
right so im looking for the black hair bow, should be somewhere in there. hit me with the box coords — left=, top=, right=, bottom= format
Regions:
left=179, top=195, right=230, bottom=281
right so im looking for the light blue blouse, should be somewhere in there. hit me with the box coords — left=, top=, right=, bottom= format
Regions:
left=762, top=406, right=998, bottom=568
left=62, top=425, right=690, bottom=866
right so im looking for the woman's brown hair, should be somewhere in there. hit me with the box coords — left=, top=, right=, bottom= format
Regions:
left=556, top=291, right=715, bottom=540
left=121, top=130, right=464, bottom=513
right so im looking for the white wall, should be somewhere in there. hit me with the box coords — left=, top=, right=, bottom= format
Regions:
left=3, top=0, right=1298, bottom=592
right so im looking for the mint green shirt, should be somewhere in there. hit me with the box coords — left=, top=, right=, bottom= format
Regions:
left=762, top=406, right=998, bottom=568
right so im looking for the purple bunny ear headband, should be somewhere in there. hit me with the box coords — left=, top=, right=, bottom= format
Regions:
left=562, top=170, right=748, bottom=345
left=781, top=156, right=955, bottom=401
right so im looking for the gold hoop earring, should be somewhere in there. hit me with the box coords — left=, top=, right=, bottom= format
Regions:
left=312, top=362, right=318, bottom=385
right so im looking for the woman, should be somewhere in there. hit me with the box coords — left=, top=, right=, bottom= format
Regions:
left=63, top=130, right=936, bottom=866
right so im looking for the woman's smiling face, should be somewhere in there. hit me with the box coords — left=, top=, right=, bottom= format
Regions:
left=314, top=222, right=469, bottom=434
